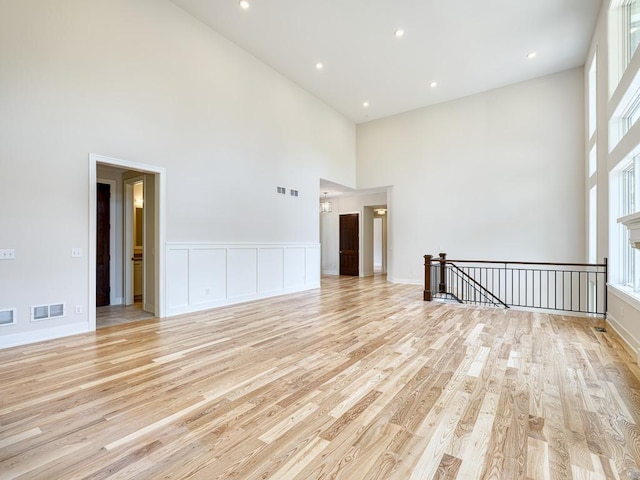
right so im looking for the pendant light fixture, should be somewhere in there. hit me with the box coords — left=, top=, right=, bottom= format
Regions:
left=320, top=192, right=332, bottom=213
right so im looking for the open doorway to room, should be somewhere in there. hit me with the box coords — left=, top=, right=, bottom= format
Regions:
left=319, top=179, right=390, bottom=279
left=373, top=207, right=387, bottom=274
left=90, top=155, right=165, bottom=330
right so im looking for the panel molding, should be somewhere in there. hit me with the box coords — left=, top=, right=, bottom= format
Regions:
left=166, top=243, right=321, bottom=316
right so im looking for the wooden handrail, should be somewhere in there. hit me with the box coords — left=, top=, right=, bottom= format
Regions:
left=438, top=259, right=607, bottom=268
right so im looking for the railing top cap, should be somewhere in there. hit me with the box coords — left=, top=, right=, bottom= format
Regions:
left=425, top=257, right=606, bottom=268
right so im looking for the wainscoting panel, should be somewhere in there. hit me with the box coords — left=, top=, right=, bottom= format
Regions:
left=228, top=248, right=258, bottom=299
left=284, top=248, right=306, bottom=289
left=189, top=248, right=226, bottom=305
left=306, top=247, right=321, bottom=284
left=258, top=248, right=284, bottom=294
left=166, top=248, right=190, bottom=311
left=166, top=243, right=320, bottom=316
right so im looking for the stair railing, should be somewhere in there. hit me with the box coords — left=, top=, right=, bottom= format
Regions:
left=424, top=253, right=608, bottom=317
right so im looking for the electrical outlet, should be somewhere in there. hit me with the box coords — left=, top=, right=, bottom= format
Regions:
left=0, top=249, right=15, bottom=260
left=71, top=248, right=82, bottom=258
left=75, top=305, right=82, bottom=314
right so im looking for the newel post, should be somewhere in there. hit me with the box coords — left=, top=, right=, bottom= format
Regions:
left=424, top=255, right=432, bottom=301
left=438, top=252, right=447, bottom=294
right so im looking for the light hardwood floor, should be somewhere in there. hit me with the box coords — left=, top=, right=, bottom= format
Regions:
left=2, top=275, right=640, bottom=479
left=97, top=302, right=155, bottom=328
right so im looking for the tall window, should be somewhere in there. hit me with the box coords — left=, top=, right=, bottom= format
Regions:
left=609, top=0, right=640, bottom=95
left=621, top=163, right=635, bottom=286
left=631, top=0, right=640, bottom=55
left=589, top=56, right=597, bottom=139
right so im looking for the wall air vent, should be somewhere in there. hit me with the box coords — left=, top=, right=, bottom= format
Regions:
left=32, top=303, right=66, bottom=322
left=0, top=308, right=16, bottom=326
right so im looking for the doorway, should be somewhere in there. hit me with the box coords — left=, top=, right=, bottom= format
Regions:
left=374, top=217, right=383, bottom=273
left=339, top=213, right=359, bottom=276
left=96, top=182, right=111, bottom=307
left=89, top=154, right=166, bottom=331
left=124, top=176, right=147, bottom=308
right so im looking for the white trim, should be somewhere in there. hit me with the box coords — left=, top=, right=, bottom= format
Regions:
left=166, top=285, right=318, bottom=317
left=166, top=242, right=320, bottom=246
left=321, top=270, right=339, bottom=276
left=0, top=322, right=89, bottom=350
left=89, top=153, right=167, bottom=333
left=387, top=276, right=422, bottom=285
left=606, top=311, right=640, bottom=362
left=609, top=282, right=640, bottom=310
left=96, top=178, right=117, bottom=306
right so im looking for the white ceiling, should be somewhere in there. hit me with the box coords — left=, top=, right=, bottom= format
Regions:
left=170, top=0, right=602, bottom=124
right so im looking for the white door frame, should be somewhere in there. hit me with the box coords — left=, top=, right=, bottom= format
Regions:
left=89, top=154, right=166, bottom=330
left=124, top=175, right=145, bottom=306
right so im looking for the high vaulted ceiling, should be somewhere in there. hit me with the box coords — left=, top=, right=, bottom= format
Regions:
left=170, top=0, right=602, bottom=124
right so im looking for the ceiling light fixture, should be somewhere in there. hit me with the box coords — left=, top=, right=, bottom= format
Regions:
left=394, top=29, right=405, bottom=38
left=376, top=209, right=387, bottom=215
left=320, top=192, right=332, bottom=213
left=315, top=62, right=323, bottom=70
left=430, top=81, right=438, bottom=88
left=527, top=51, right=537, bottom=59
left=239, top=0, right=250, bottom=10
left=363, top=101, right=369, bottom=107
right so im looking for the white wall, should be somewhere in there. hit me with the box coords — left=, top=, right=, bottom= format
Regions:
left=357, top=68, right=586, bottom=284
left=0, top=0, right=355, bottom=348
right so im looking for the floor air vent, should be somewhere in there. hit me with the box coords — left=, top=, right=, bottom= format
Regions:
left=595, top=326, right=607, bottom=333
left=32, top=303, right=65, bottom=321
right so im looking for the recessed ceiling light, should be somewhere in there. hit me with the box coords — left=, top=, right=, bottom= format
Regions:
left=527, top=52, right=537, bottom=59
left=239, top=0, right=250, bottom=10
left=394, top=29, right=405, bottom=38
left=315, top=62, right=323, bottom=70
left=363, top=101, right=369, bottom=108
left=430, top=81, right=438, bottom=88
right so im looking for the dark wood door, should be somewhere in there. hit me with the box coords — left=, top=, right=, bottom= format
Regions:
left=96, top=183, right=110, bottom=307
left=339, top=213, right=359, bottom=276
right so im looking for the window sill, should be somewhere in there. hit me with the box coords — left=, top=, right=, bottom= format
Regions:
left=609, top=283, right=640, bottom=312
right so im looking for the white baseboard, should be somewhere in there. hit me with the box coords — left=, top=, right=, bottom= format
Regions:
left=387, top=276, right=423, bottom=286
left=111, top=297, right=124, bottom=306
left=322, top=270, right=339, bottom=276
left=166, top=283, right=319, bottom=317
left=0, top=322, right=90, bottom=350
left=606, top=312, right=640, bottom=363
